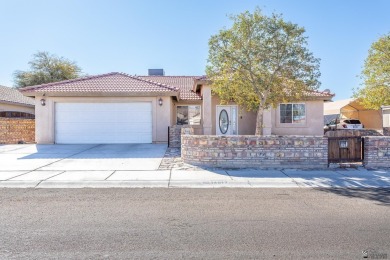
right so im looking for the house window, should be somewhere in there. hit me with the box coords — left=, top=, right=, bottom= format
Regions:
left=0, top=111, right=35, bottom=119
left=176, top=105, right=201, bottom=125
left=280, top=103, right=306, bottom=124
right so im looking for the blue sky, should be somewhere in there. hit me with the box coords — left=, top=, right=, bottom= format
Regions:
left=1, top=0, right=389, bottom=100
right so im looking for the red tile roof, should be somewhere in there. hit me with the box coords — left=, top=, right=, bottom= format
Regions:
left=19, top=72, right=333, bottom=101
left=304, top=90, right=335, bottom=98
left=0, top=85, right=35, bottom=106
left=193, top=76, right=334, bottom=99
left=20, top=72, right=179, bottom=94
left=139, top=76, right=202, bottom=101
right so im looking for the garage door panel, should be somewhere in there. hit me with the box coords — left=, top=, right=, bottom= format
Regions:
left=55, top=102, right=153, bottom=144
left=56, top=122, right=152, bottom=133
left=57, top=113, right=152, bottom=124
left=56, top=134, right=152, bottom=144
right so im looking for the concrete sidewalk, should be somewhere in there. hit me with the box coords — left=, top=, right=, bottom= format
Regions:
left=1, top=167, right=389, bottom=188
left=1, top=144, right=389, bottom=188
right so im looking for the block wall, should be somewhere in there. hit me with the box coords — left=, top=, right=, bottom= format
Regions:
left=363, top=136, right=390, bottom=168
left=0, top=118, right=35, bottom=144
left=182, top=135, right=328, bottom=169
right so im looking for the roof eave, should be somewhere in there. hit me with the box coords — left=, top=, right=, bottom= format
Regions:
left=20, top=91, right=179, bottom=98
left=0, top=99, right=35, bottom=107
left=192, top=78, right=211, bottom=93
left=309, top=95, right=334, bottom=101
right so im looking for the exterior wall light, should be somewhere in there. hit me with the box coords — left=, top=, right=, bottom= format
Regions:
left=158, top=97, right=163, bottom=106
left=40, top=98, right=46, bottom=106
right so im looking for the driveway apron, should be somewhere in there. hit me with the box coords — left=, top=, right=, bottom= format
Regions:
left=0, top=144, right=167, bottom=172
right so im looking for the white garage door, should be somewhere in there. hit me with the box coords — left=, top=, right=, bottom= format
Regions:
left=55, top=102, right=152, bottom=144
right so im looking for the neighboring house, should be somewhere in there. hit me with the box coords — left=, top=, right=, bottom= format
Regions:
left=324, top=98, right=382, bottom=130
left=20, top=71, right=333, bottom=144
left=0, top=85, right=35, bottom=118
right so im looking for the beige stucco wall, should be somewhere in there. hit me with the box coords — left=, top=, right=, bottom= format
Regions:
left=211, top=96, right=257, bottom=135
left=170, top=95, right=257, bottom=135
left=194, top=90, right=325, bottom=136
left=172, top=86, right=326, bottom=137
left=210, top=97, right=324, bottom=136
left=271, top=100, right=324, bottom=136
left=0, top=102, right=35, bottom=114
left=35, top=96, right=172, bottom=144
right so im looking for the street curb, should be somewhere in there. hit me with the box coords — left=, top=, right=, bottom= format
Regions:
left=36, top=181, right=170, bottom=188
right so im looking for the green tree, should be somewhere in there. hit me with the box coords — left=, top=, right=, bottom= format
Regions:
left=353, top=33, right=390, bottom=110
left=206, top=8, right=321, bottom=135
left=14, top=51, right=83, bottom=88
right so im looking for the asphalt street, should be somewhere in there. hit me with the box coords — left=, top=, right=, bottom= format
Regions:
left=0, top=188, right=389, bottom=259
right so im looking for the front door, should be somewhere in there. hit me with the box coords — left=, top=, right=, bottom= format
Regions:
left=216, top=106, right=238, bottom=135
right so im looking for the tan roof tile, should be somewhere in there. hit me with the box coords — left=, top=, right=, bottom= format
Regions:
left=194, top=76, right=334, bottom=99
left=305, top=90, right=335, bottom=98
left=139, top=76, right=202, bottom=101
left=0, top=85, right=35, bottom=106
left=20, top=72, right=179, bottom=94
left=19, top=72, right=331, bottom=101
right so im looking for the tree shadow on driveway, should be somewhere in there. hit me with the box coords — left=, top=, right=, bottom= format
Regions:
left=0, top=144, right=168, bottom=171
left=17, top=144, right=168, bottom=159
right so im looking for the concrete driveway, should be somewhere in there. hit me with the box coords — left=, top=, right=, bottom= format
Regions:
left=0, top=144, right=167, bottom=171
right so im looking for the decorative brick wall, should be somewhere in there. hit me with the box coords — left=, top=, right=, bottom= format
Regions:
left=0, top=118, right=35, bottom=144
left=169, top=125, right=194, bottom=148
left=363, top=136, right=390, bottom=168
left=384, top=127, right=390, bottom=136
left=181, top=135, right=328, bottom=169
left=325, top=129, right=383, bottom=137
left=168, top=125, right=182, bottom=148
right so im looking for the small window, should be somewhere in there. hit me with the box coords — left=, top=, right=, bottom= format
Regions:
left=0, top=111, right=35, bottom=119
left=280, top=103, right=306, bottom=124
left=176, top=105, right=201, bottom=125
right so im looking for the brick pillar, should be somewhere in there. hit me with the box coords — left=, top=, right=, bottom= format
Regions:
left=384, top=127, right=390, bottom=136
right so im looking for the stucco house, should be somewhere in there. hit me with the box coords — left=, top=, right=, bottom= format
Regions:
left=0, top=85, right=35, bottom=118
left=20, top=71, right=333, bottom=144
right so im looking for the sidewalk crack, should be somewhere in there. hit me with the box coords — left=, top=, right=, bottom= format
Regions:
left=168, top=168, right=172, bottom=188
left=281, top=169, right=304, bottom=188
left=34, top=180, right=43, bottom=188
left=34, top=170, right=66, bottom=188
left=4, top=171, right=32, bottom=181
left=224, top=170, right=234, bottom=180
left=105, top=170, right=116, bottom=180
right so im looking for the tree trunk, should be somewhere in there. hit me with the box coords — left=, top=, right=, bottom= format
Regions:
left=255, top=105, right=264, bottom=135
